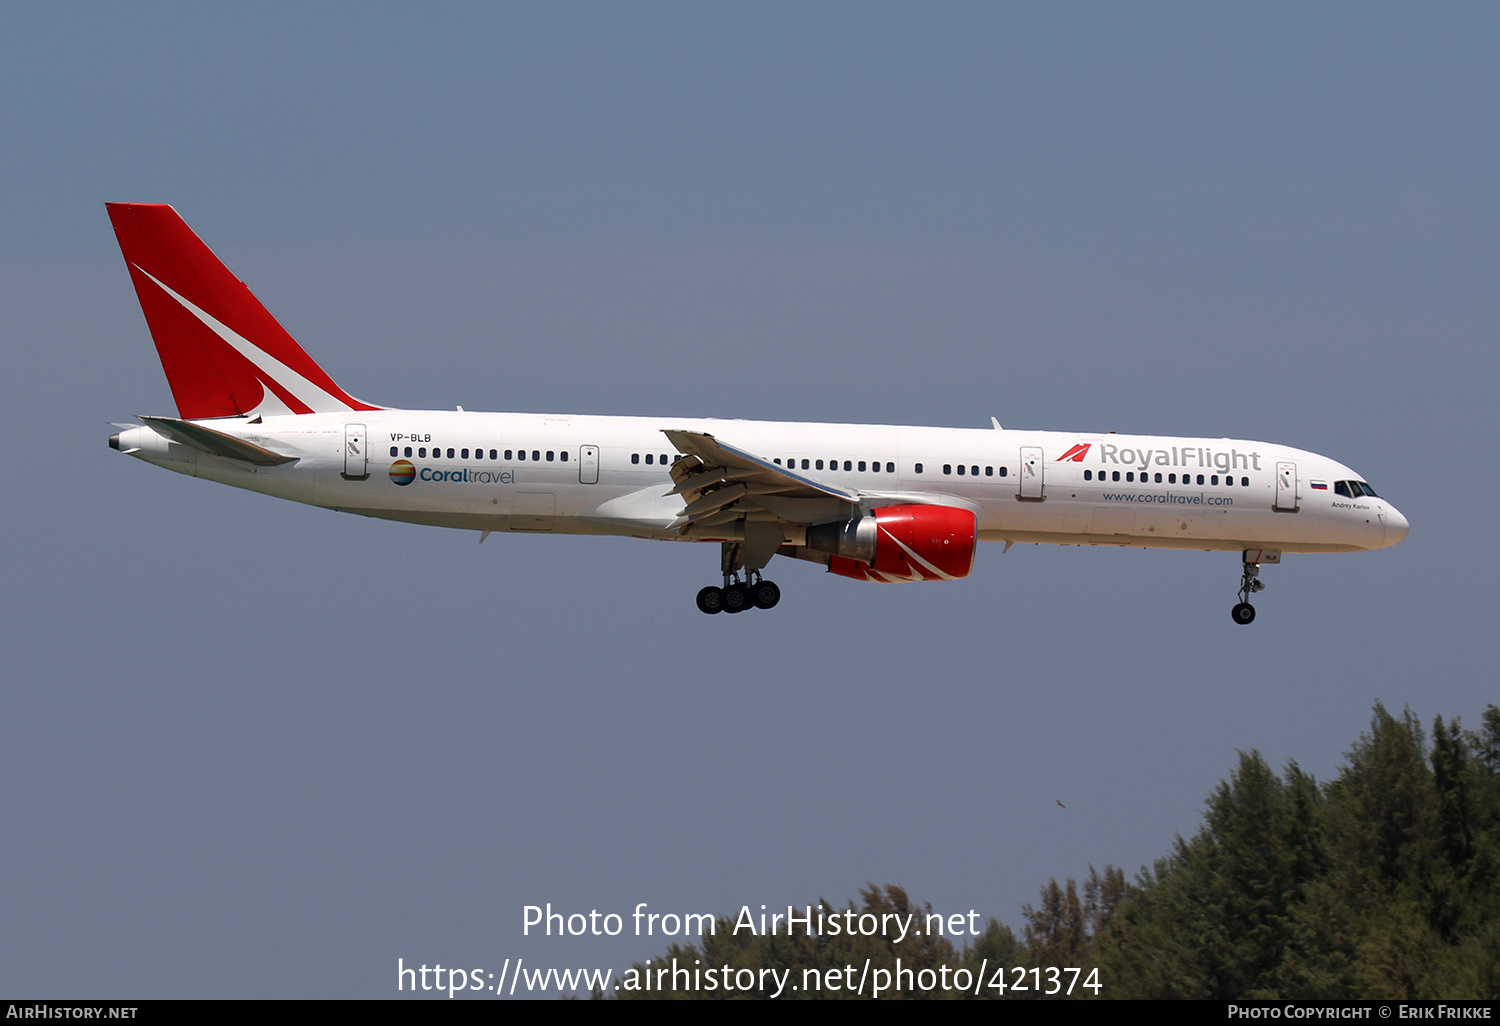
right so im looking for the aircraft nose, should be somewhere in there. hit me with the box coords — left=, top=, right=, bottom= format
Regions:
left=1382, top=507, right=1410, bottom=547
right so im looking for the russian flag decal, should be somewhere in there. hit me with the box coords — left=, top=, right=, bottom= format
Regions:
left=1310, top=481, right=1328, bottom=490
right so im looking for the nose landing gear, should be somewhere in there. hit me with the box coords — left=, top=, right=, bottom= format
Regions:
left=1232, top=549, right=1277, bottom=625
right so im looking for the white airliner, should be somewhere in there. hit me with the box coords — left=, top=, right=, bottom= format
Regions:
left=105, top=204, right=1408, bottom=623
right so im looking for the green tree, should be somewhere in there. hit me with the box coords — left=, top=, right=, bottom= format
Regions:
left=620, top=703, right=1500, bottom=1000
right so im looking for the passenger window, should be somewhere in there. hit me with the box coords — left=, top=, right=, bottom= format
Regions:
left=1196, top=474, right=1204, bottom=485
left=841, top=460, right=849, bottom=471
left=532, top=450, right=540, bottom=461
left=390, top=446, right=398, bottom=457
left=858, top=461, right=866, bottom=472
left=405, top=447, right=413, bottom=457
left=816, top=460, right=824, bottom=470
left=1168, top=473, right=1175, bottom=483
left=1084, top=470, right=1093, bottom=481
left=801, top=459, right=810, bottom=470
left=446, top=448, right=454, bottom=459
left=505, top=449, right=513, bottom=460
left=999, top=467, right=1007, bottom=477
left=461, top=448, right=469, bottom=459
left=489, top=450, right=497, bottom=460
left=645, top=454, right=654, bottom=465
left=985, top=466, right=993, bottom=477
left=1112, top=471, right=1120, bottom=482
left=915, top=463, right=924, bottom=474
left=944, top=464, right=952, bottom=475
left=1154, top=473, right=1162, bottom=483
left=418, top=447, right=427, bottom=458
left=957, top=465, right=965, bottom=475
left=1241, top=477, right=1249, bottom=487
left=546, top=451, right=555, bottom=462
left=1126, top=472, right=1134, bottom=482
left=1211, top=475, right=1219, bottom=485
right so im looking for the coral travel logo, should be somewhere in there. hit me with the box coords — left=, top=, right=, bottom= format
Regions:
left=389, top=459, right=416, bottom=485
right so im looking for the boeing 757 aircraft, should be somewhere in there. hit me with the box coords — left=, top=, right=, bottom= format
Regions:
left=105, top=204, right=1408, bottom=623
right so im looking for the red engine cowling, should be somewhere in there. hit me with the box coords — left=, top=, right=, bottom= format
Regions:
left=821, top=505, right=977, bottom=583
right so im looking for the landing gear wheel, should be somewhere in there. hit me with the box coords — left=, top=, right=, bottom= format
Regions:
left=696, top=586, right=724, bottom=615
left=751, top=580, right=781, bottom=610
left=1232, top=602, right=1256, bottom=625
left=722, top=584, right=749, bottom=614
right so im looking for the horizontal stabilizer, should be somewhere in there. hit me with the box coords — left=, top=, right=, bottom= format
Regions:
left=139, top=416, right=298, bottom=466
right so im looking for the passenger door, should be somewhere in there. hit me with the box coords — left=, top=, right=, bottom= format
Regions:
left=342, top=423, right=368, bottom=480
left=1274, top=461, right=1298, bottom=512
left=578, top=445, right=599, bottom=485
left=1019, top=446, right=1044, bottom=500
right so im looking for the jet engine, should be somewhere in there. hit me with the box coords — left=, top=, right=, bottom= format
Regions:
left=806, top=505, right=977, bottom=583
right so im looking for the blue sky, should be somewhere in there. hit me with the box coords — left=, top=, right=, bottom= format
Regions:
left=2, top=3, right=1496, bottom=997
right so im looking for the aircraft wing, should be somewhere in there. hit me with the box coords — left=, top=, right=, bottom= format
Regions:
left=661, top=429, right=859, bottom=532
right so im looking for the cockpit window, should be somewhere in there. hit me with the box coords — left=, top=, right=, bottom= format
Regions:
left=1335, top=481, right=1351, bottom=497
left=1357, top=481, right=1378, bottom=497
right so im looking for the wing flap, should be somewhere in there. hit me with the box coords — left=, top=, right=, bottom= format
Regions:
left=661, top=428, right=858, bottom=534
left=664, top=430, right=859, bottom=504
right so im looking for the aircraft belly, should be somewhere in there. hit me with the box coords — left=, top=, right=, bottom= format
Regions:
left=1088, top=506, right=1135, bottom=544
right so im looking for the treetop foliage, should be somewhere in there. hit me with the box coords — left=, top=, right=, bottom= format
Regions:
left=618, top=704, right=1500, bottom=1000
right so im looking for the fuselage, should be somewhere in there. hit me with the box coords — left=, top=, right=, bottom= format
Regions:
left=111, top=410, right=1410, bottom=556
left=103, top=202, right=1412, bottom=620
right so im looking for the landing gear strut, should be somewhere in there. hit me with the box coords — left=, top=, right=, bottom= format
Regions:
left=696, top=539, right=782, bottom=614
left=1232, top=552, right=1269, bottom=625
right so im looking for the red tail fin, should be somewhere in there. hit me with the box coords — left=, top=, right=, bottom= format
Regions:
left=107, top=203, right=379, bottom=419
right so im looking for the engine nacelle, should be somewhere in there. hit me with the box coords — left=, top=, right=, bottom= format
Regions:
left=808, top=505, right=977, bottom=583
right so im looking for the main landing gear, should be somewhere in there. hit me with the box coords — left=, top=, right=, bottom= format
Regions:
left=1232, top=551, right=1270, bottom=625
left=697, top=573, right=781, bottom=614
left=696, top=538, right=782, bottom=614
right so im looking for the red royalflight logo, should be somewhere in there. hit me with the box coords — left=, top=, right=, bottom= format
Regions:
left=1056, top=443, right=1091, bottom=462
